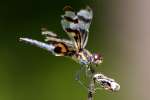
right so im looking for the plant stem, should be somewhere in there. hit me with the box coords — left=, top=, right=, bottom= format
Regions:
left=88, top=79, right=95, bottom=100
left=87, top=67, right=96, bottom=100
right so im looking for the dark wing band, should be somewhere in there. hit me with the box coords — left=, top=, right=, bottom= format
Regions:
left=41, top=29, right=75, bottom=56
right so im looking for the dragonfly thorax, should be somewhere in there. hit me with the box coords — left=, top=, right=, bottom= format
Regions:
left=74, top=49, right=91, bottom=65
left=74, top=49, right=103, bottom=65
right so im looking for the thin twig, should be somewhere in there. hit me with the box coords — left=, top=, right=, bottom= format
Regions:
left=87, top=66, right=96, bottom=100
left=88, top=79, right=95, bottom=100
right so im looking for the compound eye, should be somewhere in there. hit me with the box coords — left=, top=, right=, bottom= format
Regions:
left=94, top=54, right=100, bottom=60
left=93, top=53, right=103, bottom=64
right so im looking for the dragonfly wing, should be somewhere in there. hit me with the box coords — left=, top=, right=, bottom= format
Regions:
left=77, top=6, right=93, bottom=48
left=61, top=6, right=81, bottom=50
left=41, top=28, right=74, bottom=49
left=19, top=37, right=75, bottom=56
left=61, top=6, right=93, bottom=50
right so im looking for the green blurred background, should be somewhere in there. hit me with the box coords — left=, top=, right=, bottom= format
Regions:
left=0, top=0, right=150, bottom=100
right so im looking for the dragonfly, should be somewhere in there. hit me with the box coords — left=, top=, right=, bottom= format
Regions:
left=20, top=6, right=103, bottom=69
left=19, top=6, right=119, bottom=92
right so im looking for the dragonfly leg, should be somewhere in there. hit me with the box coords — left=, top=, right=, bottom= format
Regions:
left=75, top=65, right=84, bottom=81
left=75, top=65, right=88, bottom=90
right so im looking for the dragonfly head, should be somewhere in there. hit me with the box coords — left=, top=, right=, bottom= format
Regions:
left=91, top=53, right=103, bottom=65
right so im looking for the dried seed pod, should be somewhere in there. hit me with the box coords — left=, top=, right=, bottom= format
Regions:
left=93, top=73, right=120, bottom=92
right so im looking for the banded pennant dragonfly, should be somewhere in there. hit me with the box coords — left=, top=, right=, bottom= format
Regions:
left=19, top=6, right=120, bottom=92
